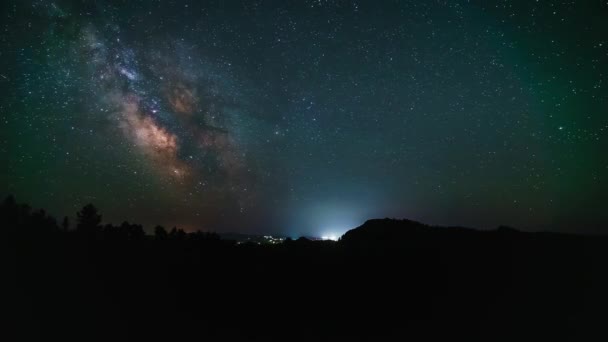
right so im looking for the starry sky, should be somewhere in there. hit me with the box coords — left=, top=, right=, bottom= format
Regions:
left=1, top=0, right=607, bottom=236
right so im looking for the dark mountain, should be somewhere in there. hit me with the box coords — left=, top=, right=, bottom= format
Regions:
left=341, top=218, right=432, bottom=242
left=4, top=197, right=608, bottom=341
left=339, top=218, right=514, bottom=250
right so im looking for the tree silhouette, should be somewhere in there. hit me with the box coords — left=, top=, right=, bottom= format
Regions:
left=76, top=204, right=101, bottom=232
left=154, top=225, right=168, bottom=240
left=169, top=227, right=186, bottom=240
left=127, top=223, right=145, bottom=241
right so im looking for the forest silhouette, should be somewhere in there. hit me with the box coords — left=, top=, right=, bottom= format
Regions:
left=3, top=195, right=608, bottom=341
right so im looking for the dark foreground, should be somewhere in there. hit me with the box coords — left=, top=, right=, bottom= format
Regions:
left=4, top=200, right=608, bottom=341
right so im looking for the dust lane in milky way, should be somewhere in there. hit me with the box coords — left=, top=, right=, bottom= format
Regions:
left=81, top=24, right=245, bottom=183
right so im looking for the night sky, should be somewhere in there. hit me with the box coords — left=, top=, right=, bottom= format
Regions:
left=1, top=1, right=607, bottom=236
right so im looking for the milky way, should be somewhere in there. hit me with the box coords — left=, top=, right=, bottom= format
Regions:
left=80, top=24, right=247, bottom=185
left=1, top=1, right=607, bottom=235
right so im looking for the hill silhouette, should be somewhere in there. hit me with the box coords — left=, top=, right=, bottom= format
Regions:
left=342, top=218, right=431, bottom=242
left=3, top=196, right=608, bottom=341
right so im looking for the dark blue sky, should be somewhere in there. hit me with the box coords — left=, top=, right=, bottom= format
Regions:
left=1, top=1, right=607, bottom=236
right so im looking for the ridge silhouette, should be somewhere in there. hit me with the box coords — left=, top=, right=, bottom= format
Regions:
left=2, top=195, right=608, bottom=341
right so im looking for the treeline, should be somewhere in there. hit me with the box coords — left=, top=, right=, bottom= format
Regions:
left=1, top=195, right=220, bottom=242
left=4, top=195, right=608, bottom=340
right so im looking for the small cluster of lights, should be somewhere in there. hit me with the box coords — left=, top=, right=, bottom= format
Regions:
left=235, top=235, right=285, bottom=245
left=264, top=235, right=284, bottom=244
